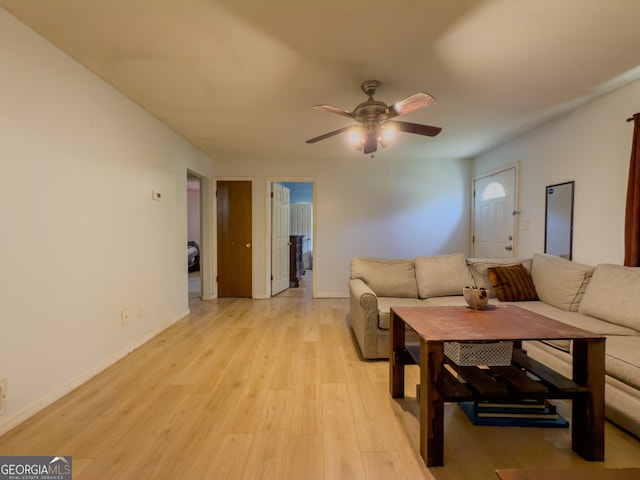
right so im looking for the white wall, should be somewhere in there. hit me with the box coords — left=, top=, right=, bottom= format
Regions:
left=473, top=79, right=640, bottom=266
left=0, top=9, right=212, bottom=433
left=212, top=155, right=472, bottom=298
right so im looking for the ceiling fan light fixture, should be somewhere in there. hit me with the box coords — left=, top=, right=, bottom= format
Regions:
left=379, top=126, right=395, bottom=146
left=349, top=131, right=362, bottom=146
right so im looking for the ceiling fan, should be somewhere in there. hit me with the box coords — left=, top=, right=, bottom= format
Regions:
left=306, top=80, right=442, bottom=155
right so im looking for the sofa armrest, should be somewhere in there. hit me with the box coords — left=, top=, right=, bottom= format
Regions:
left=350, top=278, right=378, bottom=311
left=349, top=278, right=381, bottom=358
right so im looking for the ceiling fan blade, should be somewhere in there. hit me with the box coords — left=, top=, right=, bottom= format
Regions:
left=388, top=92, right=435, bottom=119
left=312, top=105, right=355, bottom=119
left=306, top=125, right=357, bottom=144
left=363, top=133, right=378, bottom=154
left=386, top=120, right=442, bottom=137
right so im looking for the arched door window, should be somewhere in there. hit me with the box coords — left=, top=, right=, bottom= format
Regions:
left=481, top=181, right=506, bottom=201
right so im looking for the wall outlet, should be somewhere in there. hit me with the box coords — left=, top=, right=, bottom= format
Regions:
left=121, top=310, right=130, bottom=325
left=138, top=303, right=146, bottom=317
left=0, top=379, right=7, bottom=416
left=519, top=220, right=529, bottom=230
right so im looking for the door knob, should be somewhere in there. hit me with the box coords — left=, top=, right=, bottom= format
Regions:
left=245, top=243, right=251, bottom=248
left=505, top=245, right=513, bottom=251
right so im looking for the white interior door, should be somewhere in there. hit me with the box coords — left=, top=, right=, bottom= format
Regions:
left=271, top=183, right=290, bottom=295
left=473, top=167, right=517, bottom=258
left=290, top=202, right=313, bottom=269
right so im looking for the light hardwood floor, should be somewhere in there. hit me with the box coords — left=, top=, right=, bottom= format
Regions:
left=1, top=273, right=640, bottom=479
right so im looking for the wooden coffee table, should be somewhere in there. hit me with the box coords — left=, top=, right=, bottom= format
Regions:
left=389, top=305, right=605, bottom=467
left=495, top=467, right=640, bottom=480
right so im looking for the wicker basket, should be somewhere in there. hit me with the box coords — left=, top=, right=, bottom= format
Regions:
left=444, top=341, right=513, bottom=366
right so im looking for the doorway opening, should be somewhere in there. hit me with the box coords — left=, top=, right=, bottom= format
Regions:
left=268, top=179, right=315, bottom=298
left=187, top=173, right=203, bottom=301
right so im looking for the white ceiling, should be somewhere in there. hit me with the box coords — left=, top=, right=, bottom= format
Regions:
left=3, top=0, right=640, bottom=161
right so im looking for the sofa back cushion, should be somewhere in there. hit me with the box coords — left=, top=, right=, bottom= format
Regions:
left=350, top=257, right=418, bottom=298
left=414, top=253, right=471, bottom=298
left=531, top=253, right=594, bottom=312
left=579, top=264, right=640, bottom=331
left=467, top=257, right=533, bottom=298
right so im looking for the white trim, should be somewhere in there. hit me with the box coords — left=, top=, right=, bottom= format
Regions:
left=315, top=292, right=349, bottom=299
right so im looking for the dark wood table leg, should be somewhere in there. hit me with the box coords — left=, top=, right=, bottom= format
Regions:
left=571, top=337, right=605, bottom=461
left=421, top=339, right=445, bottom=466
left=390, top=309, right=406, bottom=398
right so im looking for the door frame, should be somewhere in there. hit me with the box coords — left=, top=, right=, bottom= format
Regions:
left=187, top=172, right=203, bottom=300
left=187, top=169, right=214, bottom=301
left=265, top=177, right=316, bottom=298
left=213, top=177, right=254, bottom=298
left=471, top=163, right=520, bottom=258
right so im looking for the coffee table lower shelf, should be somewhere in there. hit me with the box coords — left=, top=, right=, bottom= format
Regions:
left=400, top=344, right=590, bottom=404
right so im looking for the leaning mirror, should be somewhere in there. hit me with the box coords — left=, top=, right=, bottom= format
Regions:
left=545, top=181, right=574, bottom=260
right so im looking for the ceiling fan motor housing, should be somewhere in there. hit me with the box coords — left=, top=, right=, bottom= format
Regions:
left=353, top=100, right=389, bottom=124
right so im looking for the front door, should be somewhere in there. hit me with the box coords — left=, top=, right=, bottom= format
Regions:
left=217, top=180, right=252, bottom=297
left=473, top=167, right=517, bottom=258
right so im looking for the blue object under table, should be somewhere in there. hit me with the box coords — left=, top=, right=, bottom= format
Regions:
left=458, top=401, right=569, bottom=428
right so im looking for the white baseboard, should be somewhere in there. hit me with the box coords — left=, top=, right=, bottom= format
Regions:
left=0, top=309, right=190, bottom=436
left=315, top=292, right=349, bottom=298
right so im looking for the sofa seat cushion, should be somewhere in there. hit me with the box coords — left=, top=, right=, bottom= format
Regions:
left=605, top=370, right=640, bottom=399
left=414, top=253, right=471, bottom=298
left=467, top=257, right=533, bottom=298
left=579, top=264, right=640, bottom=332
left=605, top=336, right=640, bottom=391
left=504, top=301, right=640, bottom=336
left=377, top=297, right=427, bottom=329
left=423, top=296, right=469, bottom=307
left=350, top=257, right=418, bottom=298
left=530, top=253, right=594, bottom=312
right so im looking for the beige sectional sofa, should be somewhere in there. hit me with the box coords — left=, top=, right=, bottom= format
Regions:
left=348, top=253, right=640, bottom=438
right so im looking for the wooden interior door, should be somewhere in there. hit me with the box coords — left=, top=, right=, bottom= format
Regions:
left=217, top=180, right=252, bottom=297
